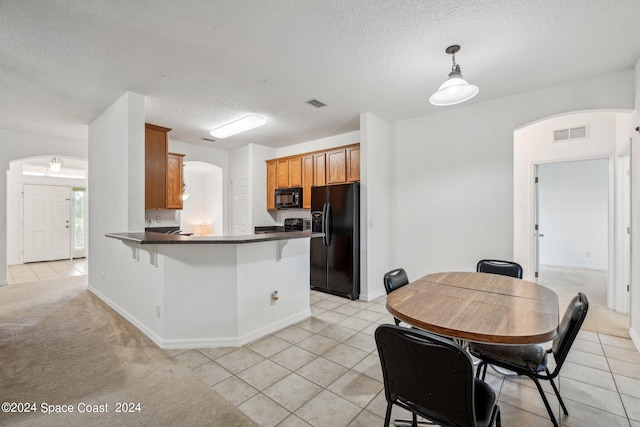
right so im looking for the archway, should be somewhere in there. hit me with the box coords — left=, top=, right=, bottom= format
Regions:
left=180, top=161, right=224, bottom=236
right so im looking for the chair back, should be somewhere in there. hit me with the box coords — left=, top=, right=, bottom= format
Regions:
left=476, top=259, right=523, bottom=279
left=551, top=292, right=589, bottom=372
left=383, top=268, right=409, bottom=295
left=375, top=324, right=477, bottom=427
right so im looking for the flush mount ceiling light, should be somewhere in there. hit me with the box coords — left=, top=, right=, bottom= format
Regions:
left=429, top=45, right=479, bottom=106
left=210, top=115, right=266, bottom=139
left=49, top=157, right=63, bottom=172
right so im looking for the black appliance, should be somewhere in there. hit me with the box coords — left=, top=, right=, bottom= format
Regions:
left=310, top=182, right=360, bottom=300
left=284, top=218, right=304, bottom=231
left=275, top=187, right=302, bottom=209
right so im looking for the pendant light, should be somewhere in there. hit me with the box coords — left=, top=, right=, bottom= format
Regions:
left=49, top=157, right=63, bottom=172
left=429, top=45, right=479, bottom=106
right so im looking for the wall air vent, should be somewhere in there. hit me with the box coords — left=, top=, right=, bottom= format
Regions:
left=553, top=125, right=587, bottom=143
left=307, top=99, right=327, bottom=108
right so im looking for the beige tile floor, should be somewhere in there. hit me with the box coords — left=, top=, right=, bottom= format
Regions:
left=171, top=290, right=640, bottom=427
left=10, top=261, right=638, bottom=426
left=7, top=258, right=88, bottom=283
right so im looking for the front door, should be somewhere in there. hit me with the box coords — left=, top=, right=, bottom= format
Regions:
left=23, top=184, right=71, bottom=263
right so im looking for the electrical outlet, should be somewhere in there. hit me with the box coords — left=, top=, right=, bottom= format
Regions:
left=586, top=251, right=591, bottom=258
left=156, top=305, right=161, bottom=317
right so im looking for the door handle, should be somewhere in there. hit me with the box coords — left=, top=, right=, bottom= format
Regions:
left=539, top=234, right=544, bottom=237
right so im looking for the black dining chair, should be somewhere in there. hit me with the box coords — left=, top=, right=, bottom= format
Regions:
left=383, top=268, right=410, bottom=326
left=469, top=292, right=589, bottom=427
left=375, top=324, right=501, bottom=427
left=476, top=259, right=523, bottom=279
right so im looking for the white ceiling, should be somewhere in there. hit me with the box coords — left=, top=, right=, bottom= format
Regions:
left=2, top=0, right=640, bottom=150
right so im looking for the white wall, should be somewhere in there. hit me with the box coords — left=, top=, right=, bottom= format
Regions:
left=391, top=70, right=634, bottom=283
left=630, top=58, right=640, bottom=349
left=0, top=129, right=87, bottom=284
left=7, top=157, right=88, bottom=264
left=514, top=112, right=619, bottom=279
left=88, top=92, right=146, bottom=300
left=250, top=143, right=277, bottom=227
left=360, top=113, right=391, bottom=301
left=538, top=159, right=609, bottom=269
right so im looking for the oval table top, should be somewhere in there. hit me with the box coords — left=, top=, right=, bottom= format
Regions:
left=385, top=272, right=559, bottom=344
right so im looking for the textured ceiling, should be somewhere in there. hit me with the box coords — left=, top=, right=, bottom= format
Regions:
left=2, top=0, right=640, bottom=149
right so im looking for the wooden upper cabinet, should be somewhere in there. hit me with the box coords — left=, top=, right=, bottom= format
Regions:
left=166, top=153, right=185, bottom=209
left=266, top=160, right=277, bottom=210
left=145, top=124, right=170, bottom=209
left=302, top=155, right=313, bottom=209
left=326, top=148, right=347, bottom=184
left=288, top=156, right=302, bottom=187
left=313, top=153, right=326, bottom=186
left=276, top=158, right=289, bottom=188
left=265, top=143, right=359, bottom=210
left=346, top=146, right=360, bottom=183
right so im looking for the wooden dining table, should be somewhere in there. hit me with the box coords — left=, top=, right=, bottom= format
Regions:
left=386, top=271, right=559, bottom=344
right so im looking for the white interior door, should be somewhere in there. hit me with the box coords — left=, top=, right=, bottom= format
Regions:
left=621, top=155, right=631, bottom=313
left=23, top=184, right=71, bottom=262
left=230, top=179, right=249, bottom=235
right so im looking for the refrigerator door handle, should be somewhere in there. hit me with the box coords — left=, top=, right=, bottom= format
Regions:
left=321, top=203, right=328, bottom=246
left=325, top=203, right=332, bottom=246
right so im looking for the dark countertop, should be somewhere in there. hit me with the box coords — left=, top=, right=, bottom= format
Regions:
left=106, top=231, right=322, bottom=245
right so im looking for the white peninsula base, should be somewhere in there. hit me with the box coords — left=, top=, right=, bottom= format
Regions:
left=94, top=234, right=312, bottom=349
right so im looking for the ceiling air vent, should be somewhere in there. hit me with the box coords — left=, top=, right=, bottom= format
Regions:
left=307, top=99, right=327, bottom=108
left=553, top=125, right=587, bottom=143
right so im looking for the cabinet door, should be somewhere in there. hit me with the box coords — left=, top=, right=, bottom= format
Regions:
left=302, top=155, right=313, bottom=209
left=313, top=153, right=326, bottom=186
left=346, top=146, right=360, bottom=182
left=166, top=153, right=184, bottom=209
left=145, top=124, right=169, bottom=209
left=326, top=148, right=347, bottom=184
left=289, top=157, right=302, bottom=187
left=276, top=158, right=289, bottom=188
left=266, top=160, right=277, bottom=210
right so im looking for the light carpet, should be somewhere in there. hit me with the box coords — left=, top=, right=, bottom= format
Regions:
left=0, top=276, right=257, bottom=426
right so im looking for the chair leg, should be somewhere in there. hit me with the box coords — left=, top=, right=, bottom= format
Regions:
left=384, top=403, right=392, bottom=427
left=495, top=405, right=501, bottom=427
left=530, top=376, right=559, bottom=427
left=546, top=369, right=568, bottom=415
left=476, top=361, right=488, bottom=380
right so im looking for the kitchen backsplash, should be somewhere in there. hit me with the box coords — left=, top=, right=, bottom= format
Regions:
left=145, top=210, right=181, bottom=228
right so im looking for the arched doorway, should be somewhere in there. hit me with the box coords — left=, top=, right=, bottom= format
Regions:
left=514, top=110, right=631, bottom=337
left=181, top=161, right=224, bottom=236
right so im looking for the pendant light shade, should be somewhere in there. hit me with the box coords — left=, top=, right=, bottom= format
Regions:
left=429, top=45, right=478, bottom=106
left=49, top=157, right=63, bottom=172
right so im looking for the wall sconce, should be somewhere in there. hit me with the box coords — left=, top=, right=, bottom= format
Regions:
left=49, top=157, right=63, bottom=172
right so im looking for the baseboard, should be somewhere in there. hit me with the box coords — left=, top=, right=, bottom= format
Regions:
left=360, top=288, right=386, bottom=302
left=159, top=310, right=311, bottom=349
left=539, top=263, right=607, bottom=271
left=629, top=327, right=640, bottom=353
left=90, top=284, right=312, bottom=349
left=88, top=286, right=165, bottom=347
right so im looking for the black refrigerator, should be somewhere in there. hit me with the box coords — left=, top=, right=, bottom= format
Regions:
left=310, top=182, right=360, bottom=300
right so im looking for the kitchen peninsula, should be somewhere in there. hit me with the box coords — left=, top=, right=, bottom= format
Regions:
left=102, top=231, right=319, bottom=349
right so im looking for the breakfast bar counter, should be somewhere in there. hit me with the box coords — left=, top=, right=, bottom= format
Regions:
left=106, top=230, right=320, bottom=244
left=94, top=232, right=319, bottom=349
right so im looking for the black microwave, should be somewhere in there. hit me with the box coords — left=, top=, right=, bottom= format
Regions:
left=275, top=187, right=302, bottom=209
